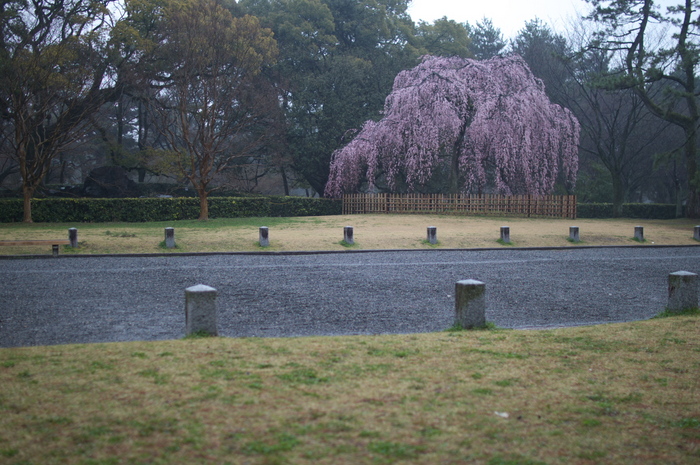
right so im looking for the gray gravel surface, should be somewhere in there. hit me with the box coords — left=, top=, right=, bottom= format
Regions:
left=1, top=246, right=699, bottom=348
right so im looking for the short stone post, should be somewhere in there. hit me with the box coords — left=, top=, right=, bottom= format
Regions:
left=667, top=271, right=698, bottom=313
left=165, top=227, right=176, bottom=249
left=427, top=226, right=438, bottom=245
left=344, top=226, right=354, bottom=245
left=694, top=225, right=700, bottom=241
left=634, top=226, right=644, bottom=242
left=569, top=226, right=580, bottom=242
left=455, top=280, right=486, bottom=329
left=52, top=244, right=60, bottom=257
left=500, top=226, right=510, bottom=244
left=68, top=228, right=78, bottom=248
left=259, top=226, right=270, bottom=247
left=185, top=284, right=218, bottom=336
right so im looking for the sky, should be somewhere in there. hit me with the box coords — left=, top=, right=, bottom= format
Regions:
left=407, top=0, right=593, bottom=39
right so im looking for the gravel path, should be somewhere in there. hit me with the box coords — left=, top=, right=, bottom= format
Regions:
left=1, top=246, right=699, bottom=348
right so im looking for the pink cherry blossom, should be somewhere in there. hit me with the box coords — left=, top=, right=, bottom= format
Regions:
left=325, top=55, right=579, bottom=197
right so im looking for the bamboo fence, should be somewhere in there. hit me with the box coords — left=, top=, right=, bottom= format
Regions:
left=342, top=193, right=577, bottom=219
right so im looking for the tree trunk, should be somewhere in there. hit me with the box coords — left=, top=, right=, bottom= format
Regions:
left=611, top=175, right=625, bottom=217
left=198, top=189, right=209, bottom=221
left=59, top=160, right=65, bottom=184
left=683, top=126, right=699, bottom=218
left=448, top=122, right=469, bottom=194
left=675, top=182, right=684, bottom=218
left=687, top=189, right=700, bottom=219
left=281, top=166, right=289, bottom=196
left=22, top=184, right=34, bottom=223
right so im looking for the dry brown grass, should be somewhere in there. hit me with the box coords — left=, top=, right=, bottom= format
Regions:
left=1, top=314, right=699, bottom=464
left=0, top=214, right=698, bottom=255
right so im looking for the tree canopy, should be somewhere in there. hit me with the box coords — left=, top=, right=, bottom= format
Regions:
left=325, top=55, right=580, bottom=197
left=585, top=0, right=700, bottom=217
left=125, top=0, right=279, bottom=220
left=0, top=0, right=121, bottom=221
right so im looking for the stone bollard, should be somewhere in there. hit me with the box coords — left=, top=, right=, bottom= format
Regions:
left=667, top=271, right=698, bottom=313
left=634, top=226, right=644, bottom=242
left=52, top=244, right=60, bottom=257
left=344, top=226, right=354, bottom=245
left=68, top=228, right=78, bottom=248
left=259, top=226, right=270, bottom=247
left=500, top=226, right=510, bottom=244
left=455, top=280, right=486, bottom=329
left=427, top=226, right=438, bottom=245
left=694, top=225, right=700, bottom=241
left=185, top=284, right=218, bottom=336
left=165, top=227, right=176, bottom=249
left=569, top=226, right=580, bottom=242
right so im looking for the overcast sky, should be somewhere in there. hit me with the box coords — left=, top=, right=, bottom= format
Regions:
left=407, top=0, right=593, bottom=39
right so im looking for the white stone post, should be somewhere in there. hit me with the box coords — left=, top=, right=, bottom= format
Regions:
left=259, top=226, right=270, bottom=247
left=634, top=226, right=644, bottom=242
left=455, top=280, right=486, bottom=329
left=344, top=226, right=354, bottom=245
left=165, top=227, right=176, bottom=249
left=427, top=226, right=437, bottom=245
left=668, top=271, right=698, bottom=313
left=68, top=228, right=78, bottom=248
left=185, top=284, right=218, bottom=336
left=569, top=226, right=580, bottom=242
left=500, top=226, right=510, bottom=244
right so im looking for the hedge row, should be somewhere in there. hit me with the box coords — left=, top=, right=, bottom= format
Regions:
left=0, top=198, right=682, bottom=223
left=577, top=203, right=682, bottom=219
left=0, top=196, right=342, bottom=223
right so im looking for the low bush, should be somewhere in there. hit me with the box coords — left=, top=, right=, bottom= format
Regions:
left=578, top=203, right=681, bottom=219
left=0, top=196, right=342, bottom=223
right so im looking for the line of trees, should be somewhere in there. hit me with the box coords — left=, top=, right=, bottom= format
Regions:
left=0, top=0, right=698, bottom=220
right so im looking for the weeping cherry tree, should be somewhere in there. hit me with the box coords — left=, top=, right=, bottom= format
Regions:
left=324, top=55, right=580, bottom=197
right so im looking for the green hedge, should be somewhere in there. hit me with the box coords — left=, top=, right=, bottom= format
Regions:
left=578, top=203, right=681, bottom=219
left=0, top=196, right=342, bottom=223
left=1, top=198, right=682, bottom=222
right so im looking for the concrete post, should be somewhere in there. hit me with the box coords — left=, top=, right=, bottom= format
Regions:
left=185, top=284, right=218, bottom=336
left=634, top=226, right=644, bottom=242
left=500, top=226, right=510, bottom=244
left=455, top=280, right=486, bottom=329
left=52, top=244, right=59, bottom=257
left=68, top=228, right=78, bottom=248
left=694, top=225, right=700, bottom=241
left=344, top=226, right=354, bottom=245
left=165, top=227, right=176, bottom=249
left=259, top=226, right=270, bottom=247
left=569, top=226, right=580, bottom=242
left=427, top=226, right=437, bottom=245
left=668, top=271, right=698, bottom=313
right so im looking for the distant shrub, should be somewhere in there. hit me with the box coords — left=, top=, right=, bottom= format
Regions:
left=0, top=196, right=342, bottom=223
left=578, top=203, right=680, bottom=219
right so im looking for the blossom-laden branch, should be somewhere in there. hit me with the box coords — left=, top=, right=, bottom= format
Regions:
left=325, top=55, right=580, bottom=197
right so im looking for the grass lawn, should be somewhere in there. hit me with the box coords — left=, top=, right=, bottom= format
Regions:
left=1, top=312, right=699, bottom=464
left=0, top=215, right=699, bottom=254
